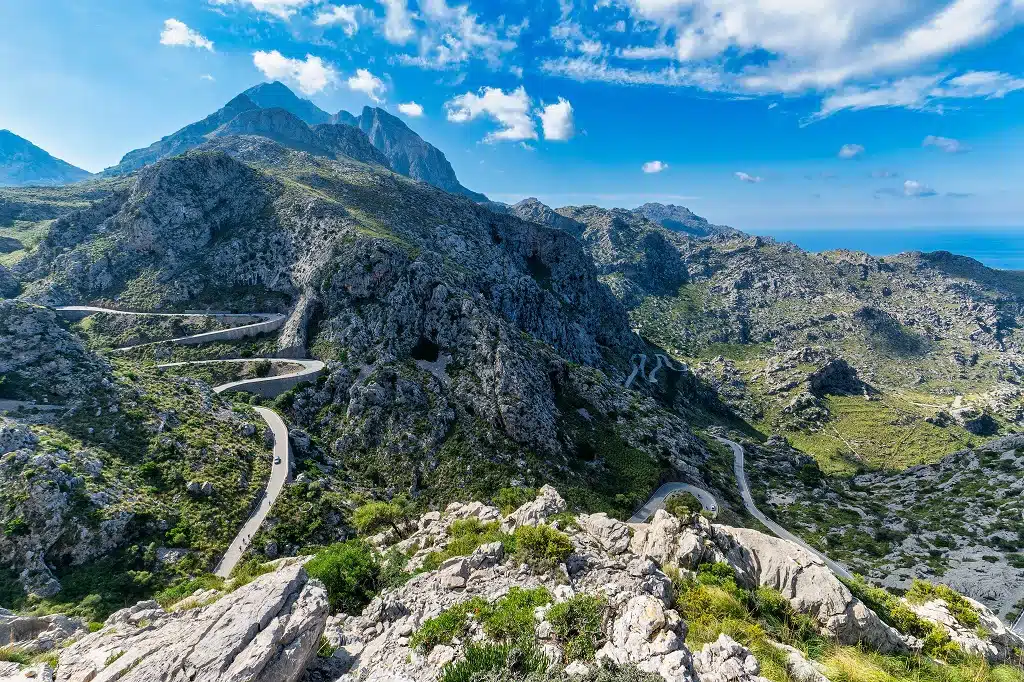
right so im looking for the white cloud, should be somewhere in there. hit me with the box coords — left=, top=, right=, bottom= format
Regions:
left=314, top=5, right=361, bottom=35
left=200, top=73, right=216, bottom=81
left=379, top=0, right=415, bottom=43
left=811, top=75, right=942, bottom=119
left=210, top=0, right=314, bottom=20
left=931, top=70, right=1024, bottom=98
left=735, top=171, right=763, bottom=183
left=391, top=0, right=514, bottom=68
left=618, top=44, right=676, bottom=60
left=397, top=101, right=424, bottom=117
left=538, top=98, right=575, bottom=141
left=347, top=68, right=387, bottom=103
left=923, top=135, right=971, bottom=153
left=838, top=143, right=865, bottom=159
left=903, top=179, right=937, bottom=197
left=252, top=51, right=338, bottom=95
left=642, top=160, right=668, bottom=173
left=160, top=19, right=214, bottom=51
left=445, top=86, right=537, bottom=142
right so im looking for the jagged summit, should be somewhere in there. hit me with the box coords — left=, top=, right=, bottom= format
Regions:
left=242, top=80, right=332, bottom=125
left=101, top=82, right=487, bottom=201
left=632, top=202, right=743, bottom=238
left=330, top=105, right=488, bottom=202
left=0, top=130, right=92, bottom=187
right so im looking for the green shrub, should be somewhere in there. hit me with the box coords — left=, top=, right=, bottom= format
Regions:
left=0, top=646, right=31, bottom=665
left=306, top=540, right=388, bottom=614
left=493, top=488, right=537, bottom=515
left=906, top=580, right=981, bottom=629
left=547, top=594, right=605, bottom=662
left=316, top=635, right=337, bottom=658
left=480, top=587, right=552, bottom=643
left=439, top=642, right=548, bottom=682
left=352, top=501, right=411, bottom=537
left=411, top=598, right=487, bottom=651
left=664, top=492, right=703, bottom=519
left=154, top=574, right=225, bottom=608
left=420, top=519, right=512, bottom=573
left=512, top=524, right=573, bottom=571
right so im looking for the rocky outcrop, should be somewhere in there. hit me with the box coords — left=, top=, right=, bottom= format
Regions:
left=906, top=596, right=1024, bottom=662
left=692, top=635, right=770, bottom=682
left=55, top=562, right=328, bottom=682
left=0, top=264, right=18, bottom=298
left=629, top=511, right=907, bottom=653
left=631, top=203, right=741, bottom=239
left=0, top=610, right=87, bottom=654
left=502, top=484, right=567, bottom=531
left=0, top=300, right=112, bottom=404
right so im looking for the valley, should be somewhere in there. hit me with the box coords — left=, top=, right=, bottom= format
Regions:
left=2, top=81, right=1024, bottom=682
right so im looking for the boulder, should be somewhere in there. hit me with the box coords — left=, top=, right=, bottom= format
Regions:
left=693, top=634, right=770, bottom=682
left=502, top=485, right=567, bottom=531
left=906, top=596, right=1024, bottom=662
left=579, top=513, right=632, bottom=556
left=0, top=610, right=87, bottom=654
left=55, top=562, right=328, bottom=682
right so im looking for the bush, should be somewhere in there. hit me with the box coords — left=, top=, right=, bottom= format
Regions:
left=480, top=587, right=552, bottom=643
left=493, top=487, right=537, bottom=515
left=547, top=594, right=605, bottom=662
left=352, top=501, right=411, bottom=537
left=664, top=492, right=703, bottom=519
left=306, top=540, right=387, bottom=614
left=411, top=598, right=487, bottom=651
left=420, top=519, right=513, bottom=573
left=906, top=580, right=981, bottom=629
left=154, top=574, right=225, bottom=608
left=512, top=524, right=573, bottom=571
left=440, top=642, right=548, bottom=682
left=0, top=647, right=32, bottom=665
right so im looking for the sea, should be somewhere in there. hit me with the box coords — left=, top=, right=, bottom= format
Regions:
left=752, top=227, right=1024, bottom=271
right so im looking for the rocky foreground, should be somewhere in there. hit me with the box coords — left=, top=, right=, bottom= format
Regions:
left=3, top=487, right=1021, bottom=682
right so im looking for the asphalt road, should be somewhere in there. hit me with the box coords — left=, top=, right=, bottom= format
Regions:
left=629, top=482, right=719, bottom=523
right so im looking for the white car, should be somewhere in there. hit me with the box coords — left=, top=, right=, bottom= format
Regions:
left=274, top=456, right=282, bottom=464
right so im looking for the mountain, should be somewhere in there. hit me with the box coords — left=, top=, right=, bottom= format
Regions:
left=103, top=82, right=486, bottom=201
left=632, top=202, right=743, bottom=238
left=0, top=130, right=91, bottom=187
left=242, top=81, right=332, bottom=125
left=342, top=105, right=488, bottom=202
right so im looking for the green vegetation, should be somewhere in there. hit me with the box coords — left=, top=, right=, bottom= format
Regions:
left=493, top=487, right=537, bottom=515
left=0, top=646, right=32, bottom=665
left=421, top=519, right=513, bottom=573
left=905, top=580, right=981, bottom=629
left=412, top=587, right=552, bottom=652
left=511, top=524, right=573, bottom=572
left=664, top=492, right=703, bottom=519
left=306, top=540, right=409, bottom=614
left=352, top=500, right=413, bottom=537
left=547, top=594, right=605, bottom=662
left=440, top=642, right=548, bottom=682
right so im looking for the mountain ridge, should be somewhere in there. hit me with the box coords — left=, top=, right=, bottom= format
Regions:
left=0, top=129, right=92, bottom=187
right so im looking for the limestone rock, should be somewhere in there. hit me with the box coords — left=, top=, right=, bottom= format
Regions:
left=502, top=485, right=567, bottom=531
left=693, top=634, right=770, bottom=682
left=0, top=610, right=87, bottom=654
left=906, top=596, right=1024, bottom=662
left=579, top=513, right=632, bottom=556
left=55, top=563, right=327, bottom=682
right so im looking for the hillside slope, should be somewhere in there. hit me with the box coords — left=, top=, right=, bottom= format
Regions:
left=0, top=130, right=92, bottom=187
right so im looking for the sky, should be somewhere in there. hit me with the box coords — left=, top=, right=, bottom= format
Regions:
left=1, top=0, right=1024, bottom=231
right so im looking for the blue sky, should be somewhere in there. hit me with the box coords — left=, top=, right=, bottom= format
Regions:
left=2, top=0, right=1023, bottom=231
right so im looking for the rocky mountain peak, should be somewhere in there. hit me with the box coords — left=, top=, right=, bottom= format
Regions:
left=0, top=130, right=92, bottom=187
left=242, top=81, right=332, bottom=125
left=632, top=202, right=742, bottom=239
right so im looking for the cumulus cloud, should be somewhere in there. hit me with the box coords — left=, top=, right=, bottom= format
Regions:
left=252, top=51, right=337, bottom=95
left=735, top=171, right=763, bottom=183
left=642, top=160, right=668, bottom=173
left=347, top=69, right=387, bottom=103
left=538, top=98, right=575, bottom=141
left=923, top=135, right=971, bottom=153
left=445, top=86, right=537, bottom=142
left=379, top=0, right=415, bottom=43
left=838, top=143, right=865, bottom=159
left=314, top=5, right=361, bottom=35
left=210, top=0, right=313, bottom=20
left=903, top=179, right=937, bottom=197
left=160, top=19, right=214, bottom=50
left=397, top=101, right=424, bottom=117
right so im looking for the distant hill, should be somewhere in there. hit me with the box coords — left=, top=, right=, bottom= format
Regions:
left=0, top=130, right=92, bottom=187
left=632, top=202, right=743, bottom=238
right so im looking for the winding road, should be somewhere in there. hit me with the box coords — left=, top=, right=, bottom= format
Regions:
left=714, top=436, right=854, bottom=581
left=625, top=353, right=682, bottom=388
left=60, top=306, right=324, bottom=578
left=629, top=482, right=719, bottom=523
